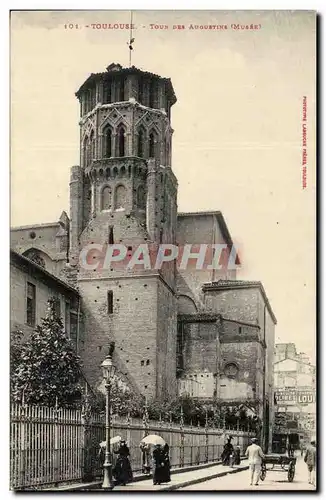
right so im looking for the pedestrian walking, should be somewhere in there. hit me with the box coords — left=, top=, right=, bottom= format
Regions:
left=152, top=444, right=165, bottom=485
left=304, top=440, right=316, bottom=486
left=245, top=437, right=265, bottom=486
left=140, top=443, right=151, bottom=474
left=234, top=446, right=241, bottom=465
left=221, top=437, right=234, bottom=466
left=161, top=443, right=171, bottom=483
left=113, top=440, right=133, bottom=486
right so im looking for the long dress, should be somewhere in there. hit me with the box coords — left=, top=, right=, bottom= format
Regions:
left=113, top=444, right=133, bottom=485
left=234, top=447, right=241, bottom=465
left=153, top=447, right=165, bottom=485
left=221, top=442, right=234, bottom=465
left=161, top=444, right=171, bottom=483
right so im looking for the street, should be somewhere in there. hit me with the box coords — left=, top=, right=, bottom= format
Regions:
left=180, top=456, right=316, bottom=491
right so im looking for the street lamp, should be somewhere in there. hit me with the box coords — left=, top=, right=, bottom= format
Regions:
left=101, top=344, right=116, bottom=490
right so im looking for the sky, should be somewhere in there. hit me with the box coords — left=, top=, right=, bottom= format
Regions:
left=10, top=10, right=316, bottom=361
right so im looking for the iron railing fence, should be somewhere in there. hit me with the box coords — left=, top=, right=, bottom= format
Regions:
left=10, top=403, right=253, bottom=490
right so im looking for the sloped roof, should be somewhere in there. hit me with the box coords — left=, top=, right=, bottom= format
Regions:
left=10, top=249, right=78, bottom=296
left=274, top=357, right=315, bottom=368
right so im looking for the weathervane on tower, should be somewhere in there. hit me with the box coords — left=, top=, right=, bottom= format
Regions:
left=126, top=11, right=134, bottom=67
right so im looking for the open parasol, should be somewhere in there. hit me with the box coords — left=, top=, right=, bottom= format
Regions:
left=99, top=435, right=122, bottom=448
left=140, top=434, right=166, bottom=446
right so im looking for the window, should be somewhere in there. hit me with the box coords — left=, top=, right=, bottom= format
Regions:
left=90, top=130, right=95, bottom=161
left=137, top=185, right=146, bottom=210
left=117, top=126, right=125, bottom=157
left=108, top=226, right=114, bottom=244
left=138, top=78, right=144, bottom=103
left=65, top=301, right=70, bottom=337
left=23, top=249, right=46, bottom=269
left=137, top=128, right=145, bottom=158
left=149, top=80, right=156, bottom=108
left=115, top=184, right=127, bottom=209
left=149, top=132, right=156, bottom=158
left=104, top=80, right=112, bottom=104
left=107, top=291, right=113, bottom=314
left=119, top=78, right=125, bottom=101
left=83, top=136, right=90, bottom=167
left=224, top=363, right=239, bottom=379
left=101, top=186, right=112, bottom=211
left=103, top=126, right=112, bottom=158
left=26, top=283, right=36, bottom=326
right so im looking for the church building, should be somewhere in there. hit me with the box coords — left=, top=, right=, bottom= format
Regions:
left=10, top=63, right=276, bottom=450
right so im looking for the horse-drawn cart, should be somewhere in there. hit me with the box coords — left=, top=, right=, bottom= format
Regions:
left=260, top=454, right=296, bottom=483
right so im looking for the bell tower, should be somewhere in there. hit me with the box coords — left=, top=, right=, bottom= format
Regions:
left=69, top=63, right=178, bottom=400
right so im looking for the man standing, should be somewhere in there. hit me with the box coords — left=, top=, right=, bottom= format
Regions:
left=245, top=437, right=265, bottom=486
left=304, top=440, right=316, bottom=486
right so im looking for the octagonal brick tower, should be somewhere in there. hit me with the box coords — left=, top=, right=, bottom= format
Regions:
left=69, top=63, right=178, bottom=400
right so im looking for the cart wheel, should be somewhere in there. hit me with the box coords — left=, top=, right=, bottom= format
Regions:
left=260, top=465, right=266, bottom=481
left=288, top=465, right=295, bottom=482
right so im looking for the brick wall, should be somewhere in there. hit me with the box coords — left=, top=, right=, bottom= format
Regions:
left=219, top=340, right=263, bottom=402
left=204, top=287, right=261, bottom=328
left=177, top=320, right=219, bottom=399
left=78, top=274, right=176, bottom=401
left=176, top=214, right=236, bottom=311
left=156, top=280, right=177, bottom=399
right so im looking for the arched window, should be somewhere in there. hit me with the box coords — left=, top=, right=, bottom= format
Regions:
left=103, top=126, right=112, bottom=158
left=165, top=138, right=170, bottom=166
left=119, top=78, right=125, bottom=101
left=104, top=80, right=112, bottom=104
left=149, top=132, right=157, bottom=159
left=137, top=185, right=146, bottom=210
left=117, top=125, right=125, bottom=157
left=83, top=136, right=90, bottom=167
left=101, top=186, right=112, bottom=211
left=149, top=80, right=156, bottom=108
left=90, top=130, right=95, bottom=161
left=137, top=127, right=145, bottom=157
left=138, top=78, right=144, bottom=103
left=115, top=184, right=127, bottom=210
left=23, top=249, right=46, bottom=268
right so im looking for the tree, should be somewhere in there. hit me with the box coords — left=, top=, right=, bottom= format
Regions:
left=11, top=298, right=83, bottom=407
left=88, top=379, right=145, bottom=417
left=10, top=329, right=24, bottom=381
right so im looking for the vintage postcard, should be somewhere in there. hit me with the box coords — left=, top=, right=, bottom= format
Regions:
left=10, top=10, right=316, bottom=492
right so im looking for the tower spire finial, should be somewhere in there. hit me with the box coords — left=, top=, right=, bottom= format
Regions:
left=127, top=11, right=134, bottom=67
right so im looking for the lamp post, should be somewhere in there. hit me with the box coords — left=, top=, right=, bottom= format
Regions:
left=101, top=345, right=116, bottom=490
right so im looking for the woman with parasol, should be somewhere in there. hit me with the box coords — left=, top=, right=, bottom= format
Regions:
left=152, top=444, right=165, bottom=485
left=113, top=439, right=133, bottom=486
left=139, top=435, right=167, bottom=485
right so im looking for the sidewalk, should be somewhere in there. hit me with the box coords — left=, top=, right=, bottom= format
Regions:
left=114, top=460, right=249, bottom=491
left=50, top=460, right=249, bottom=492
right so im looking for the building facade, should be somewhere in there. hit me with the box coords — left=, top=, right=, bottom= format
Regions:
left=10, top=249, right=82, bottom=350
left=10, top=63, right=277, bottom=449
left=273, top=343, right=316, bottom=450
